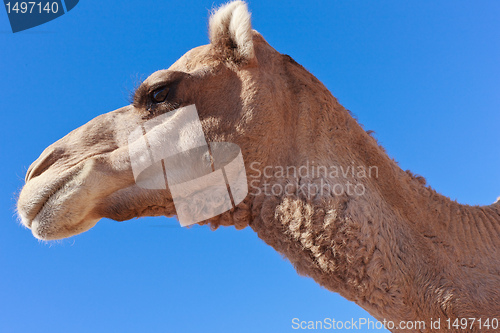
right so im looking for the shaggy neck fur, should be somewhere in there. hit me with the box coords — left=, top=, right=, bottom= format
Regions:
left=242, top=56, right=500, bottom=329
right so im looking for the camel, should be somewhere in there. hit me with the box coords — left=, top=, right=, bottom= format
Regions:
left=17, top=2, right=500, bottom=332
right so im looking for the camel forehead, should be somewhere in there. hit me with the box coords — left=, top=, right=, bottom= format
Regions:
left=168, top=44, right=216, bottom=72
left=142, top=45, right=216, bottom=87
left=144, top=32, right=279, bottom=87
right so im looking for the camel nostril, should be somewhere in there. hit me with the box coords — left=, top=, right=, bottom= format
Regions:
left=25, top=147, right=66, bottom=183
left=25, top=164, right=35, bottom=183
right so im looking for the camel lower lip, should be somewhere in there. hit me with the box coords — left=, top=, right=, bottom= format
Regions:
left=30, top=219, right=45, bottom=239
left=27, top=200, right=58, bottom=240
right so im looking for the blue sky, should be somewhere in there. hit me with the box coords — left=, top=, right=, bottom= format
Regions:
left=1, top=1, right=499, bottom=332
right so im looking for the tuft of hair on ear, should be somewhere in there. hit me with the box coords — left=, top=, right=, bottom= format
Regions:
left=209, top=1, right=254, bottom=64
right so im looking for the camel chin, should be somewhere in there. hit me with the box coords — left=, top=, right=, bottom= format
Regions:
left=31, top=214, right=100, bottom=241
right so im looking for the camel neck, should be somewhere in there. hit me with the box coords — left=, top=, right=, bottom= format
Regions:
left=247, top=123, right=500, bottom=326
left=247, top=58, right=500, bottom=325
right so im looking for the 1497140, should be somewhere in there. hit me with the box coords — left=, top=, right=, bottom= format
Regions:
left=5, top=2, right=59, bottom=14
left=445, top=317, right=499, bottom=330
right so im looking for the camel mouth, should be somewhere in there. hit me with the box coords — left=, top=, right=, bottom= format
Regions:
left=18, top=169, right=78, bottom=228
left=17, top=163, right=99, bottom=240
left=18, top=151, right=177, bottom=239
left=28, top=188, right=88, bottom=240
left=22, top=187, right=61, bottom=229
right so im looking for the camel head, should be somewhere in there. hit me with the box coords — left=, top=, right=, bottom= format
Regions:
left=17, top=1, right=334, bottom=239
left=18, top=0, right=369, bottom=241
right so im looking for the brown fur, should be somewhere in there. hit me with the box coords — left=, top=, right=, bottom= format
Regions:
left=16, top=2, right=499, bottom=331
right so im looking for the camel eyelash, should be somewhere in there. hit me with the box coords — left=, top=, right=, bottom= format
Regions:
left=133, top=71, right=190, bottom=112
left=151, top=86, right=170, bottom=103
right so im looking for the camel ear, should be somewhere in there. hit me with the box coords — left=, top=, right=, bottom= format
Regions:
left=209, top=1, right=254, bottom=63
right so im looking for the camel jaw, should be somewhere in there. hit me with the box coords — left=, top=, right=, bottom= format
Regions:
left=18, top=157, right=179, bottom=240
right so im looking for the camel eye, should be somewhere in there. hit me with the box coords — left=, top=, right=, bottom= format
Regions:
left=152, top=86, right=169, bottom=103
